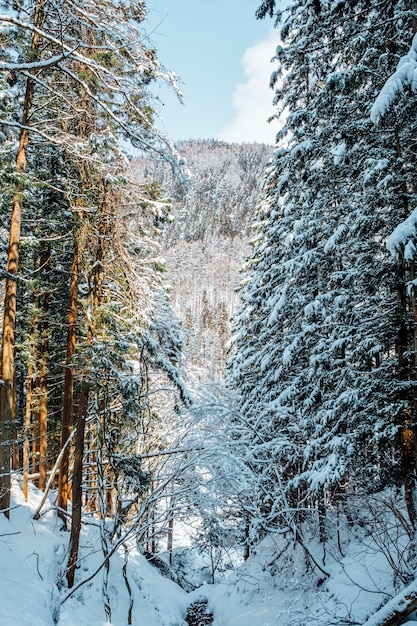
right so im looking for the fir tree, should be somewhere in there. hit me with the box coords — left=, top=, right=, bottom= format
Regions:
left=229, top=0, right=417, bottom=549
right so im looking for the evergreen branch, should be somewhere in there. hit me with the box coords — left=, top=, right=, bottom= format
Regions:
left=0, top=14, right=117, bottom=75
left=20, top=70, right=84, bottom=116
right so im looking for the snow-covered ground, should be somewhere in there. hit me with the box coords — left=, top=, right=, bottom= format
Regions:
left=1, top=478, right=417, bottom=625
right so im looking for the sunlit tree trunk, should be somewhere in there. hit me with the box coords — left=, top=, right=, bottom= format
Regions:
left=22, top=358, right=33, bottom=502
left=38, top=344, right=48, bottom=491
left=0, top=0, right=44, bottom=517
left=37, top=244, right=51, bottom=492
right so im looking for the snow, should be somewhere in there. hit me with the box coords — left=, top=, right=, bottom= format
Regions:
left=363, top=158, right=389, bottom=185
left=2, top=479, right=417, bottom=626
left=371, top=33, right=417, bottom=124
left=323, top=222, right=347, bottom=252
left=290, top=139, right=313, bottom=158
left=330, top=141, right=346, bottom=165
left=282, top=337, right=298, bottom=365
left=267, top=289, right=287, bottom=326
left=361, top=579, right=417, bottom=626
left=386, top=206, right=417, bottom=260
left=0, top=479, right=189, bottom=626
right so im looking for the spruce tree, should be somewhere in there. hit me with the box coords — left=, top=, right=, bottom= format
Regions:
left=229, top=0, right=417, bottom=545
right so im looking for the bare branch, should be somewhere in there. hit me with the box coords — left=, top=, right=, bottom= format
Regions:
left=0, top=50, right=75, bottom=71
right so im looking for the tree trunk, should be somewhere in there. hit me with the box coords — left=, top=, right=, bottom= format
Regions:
left=66, top=197, right=104, bottom=585
left=38, top=367, right=48, bottom=491
left=395, top=267, right=417, bottom=526
left=0, top=188, right=25, bottom=514
left=58, top=239, right=79, bottom=524
left=11, top=368, right=21, bottom=472
left=38, top=246, right=50, bottom=492
left=0, top=0, right=44, bottom=517
left=66, top=382, right=88, bottom=588
left=167, top=487, right=174, bottom=565
left=393, top=123, right=417, bottom=527
left=22, top=367, right=32, bottom=502
left=33, top=427, right=76, bottom=521
left=361, top=578, right=417, bottom=626
left=243, top=513, right=251, bottom=561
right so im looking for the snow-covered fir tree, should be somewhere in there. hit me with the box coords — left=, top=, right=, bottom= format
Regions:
left=228, top=0, right=417, bottom=542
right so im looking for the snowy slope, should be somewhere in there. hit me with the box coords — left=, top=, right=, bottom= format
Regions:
left=1, top=478, right=417, bottom=626
left=0, top=479, right=189, bottom=626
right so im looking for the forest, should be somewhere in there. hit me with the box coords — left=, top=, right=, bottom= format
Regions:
left=0, top=1, right=417, bottom=625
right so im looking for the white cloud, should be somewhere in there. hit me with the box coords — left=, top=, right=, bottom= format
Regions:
left=217, top=31, right=278, bottom=144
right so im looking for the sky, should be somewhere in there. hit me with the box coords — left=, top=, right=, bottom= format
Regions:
left=146, top=1, right=279, bottom=145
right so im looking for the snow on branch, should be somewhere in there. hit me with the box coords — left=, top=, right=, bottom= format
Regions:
left=386, top=206, right=417, bottom=260
left=0, top=51, right=74, bottom=71
left=371, top=33, right=417, bottom=124
left=0, top=13, right=121, bottom=79
left=361, top=578, right=417, bottom=626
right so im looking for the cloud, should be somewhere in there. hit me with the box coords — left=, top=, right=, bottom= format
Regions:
left=217, top=31, right=278, bottom=144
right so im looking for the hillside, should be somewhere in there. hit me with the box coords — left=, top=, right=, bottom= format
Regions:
left=131, top=139, right=273, bottom=378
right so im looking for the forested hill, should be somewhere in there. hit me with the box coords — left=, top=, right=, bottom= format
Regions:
left=159, top=139, right=273, bottom=242
left=131, top=140, right=273, bottom=378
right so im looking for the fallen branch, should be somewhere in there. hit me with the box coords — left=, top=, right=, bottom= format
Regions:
left=33, top=428, right=77, bottom=521
left=362, top=578, right=417, bottom=626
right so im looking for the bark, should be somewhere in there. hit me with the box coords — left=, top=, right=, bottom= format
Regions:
left=33, top=427, right=76, bottom=521
left=58, top=239, right=79, bottom=524
left=318, top=495, right=327, bottom=565
left=0, top=0, right=44, bottom=517
left=394, top=267, right=416, bottom=524
left=165, top=478, right=175, bottom=564
left=22, top=368, right=32, bottom=502
left=393, top=124, right=417, bottom=527
left=66, top=382, right=88, bottom=588
left=243, top=513, right=251, bottom=561
left=38, top=246, right=51, bottom=492
left=85, top=427, right=97, bottom=514
left=11, top=368, right=20, bottom=472
left=167, top=513, right=174, bottom=566
left=0, top=187, right=25, bottom=513
left=32, top=396, right=39, bottom=479
left=66, top=194, right=104, bottom=586
left=38, top=365, right=47, bottom=491
left=22, top=312, right=36, bottom=501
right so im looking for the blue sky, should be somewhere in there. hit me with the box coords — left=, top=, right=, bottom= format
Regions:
left=147, top=1, right=279, bottom=144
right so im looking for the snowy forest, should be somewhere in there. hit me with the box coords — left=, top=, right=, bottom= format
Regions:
left=1, top=0, right=417, bottom=625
